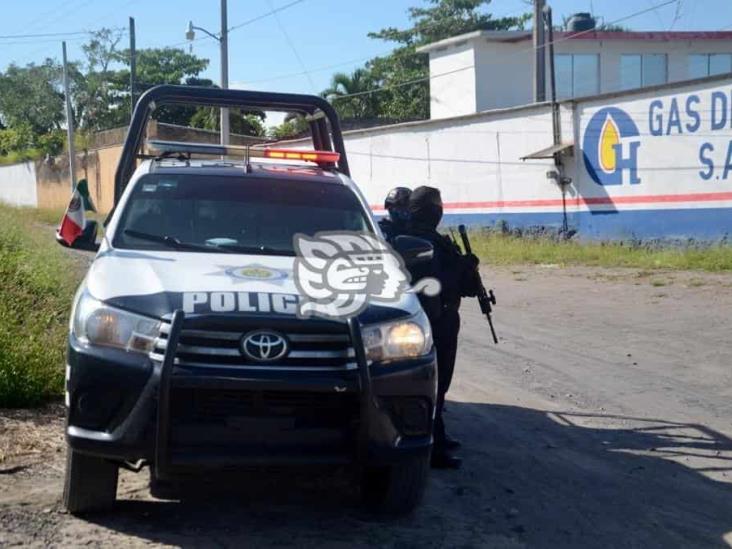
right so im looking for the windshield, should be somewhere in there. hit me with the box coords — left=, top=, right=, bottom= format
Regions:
left=113, top=174, right=371, bottom=254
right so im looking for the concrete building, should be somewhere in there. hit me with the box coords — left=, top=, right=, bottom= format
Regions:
left=417, top=28, right=732, bottom=119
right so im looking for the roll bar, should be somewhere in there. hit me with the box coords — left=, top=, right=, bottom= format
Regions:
left=114, top=85, right=350, bottom=204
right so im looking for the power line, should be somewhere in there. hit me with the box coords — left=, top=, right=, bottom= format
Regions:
left=166, top=0, right=308, bottom=49
left=229, top=0, right=307, bottom=33
left=265, top=0, right=316, bottom=93
left=0, top=35, right=90, bottom=48
left=0, top=30, right=92, bottom=40
left=238, top=4, right=533, bottom=87
left=329, top=0, right=678, bottom=103
left=19, top=0, right=89, bottom=35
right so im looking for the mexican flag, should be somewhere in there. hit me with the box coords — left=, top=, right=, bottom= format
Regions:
left=57, top=179, right=96, bottom=246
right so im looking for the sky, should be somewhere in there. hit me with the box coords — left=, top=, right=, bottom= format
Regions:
left=1, top=0, right=730, bottom=99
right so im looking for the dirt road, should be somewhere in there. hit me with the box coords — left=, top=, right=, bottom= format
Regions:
left=2, top=265, right=731, bottom=548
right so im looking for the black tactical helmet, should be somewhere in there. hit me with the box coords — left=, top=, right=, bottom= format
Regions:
left=384, top=187, right=412, bottom=211
left=408, top=186, right=443, bottom=229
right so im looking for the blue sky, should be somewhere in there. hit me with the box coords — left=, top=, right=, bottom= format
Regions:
left=1, top=0, right=730, bottom=96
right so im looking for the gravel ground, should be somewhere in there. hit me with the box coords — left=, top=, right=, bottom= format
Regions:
left=1, top=264, right=731, bottom=548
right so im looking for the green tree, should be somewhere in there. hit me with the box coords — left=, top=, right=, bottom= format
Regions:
left=0, top=31, right=211, bottom=158
left=0, top=60, right=64, bottom=135
left=322, top=69, right=380, bottom=119
left=269, top=113, right=309, bottom=140
left=189, top=108, right=267, bottom=137
left=112, top=48, right=210, bottom=126
left=328, top=0, right=530, bottom=121
left=0, top=125, right=34, bottom=155
left=71, top=28, right=125, bottom=131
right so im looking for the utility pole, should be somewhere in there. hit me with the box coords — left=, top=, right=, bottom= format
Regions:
left=129, top=17, right=137, bottom=118
left=533, top=0, right=546, bottom=103
left=61, top=42, right=77, bottom=189
left=186, top=0, right=229, bottom=145
left=543, top=4, right=569, bottom=236
left=220, top=0, right=229, bottom=146
left=544, top=5, right=559, bottom=147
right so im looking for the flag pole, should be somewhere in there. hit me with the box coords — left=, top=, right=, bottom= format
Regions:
left=62, top=41, right=77, bottom=189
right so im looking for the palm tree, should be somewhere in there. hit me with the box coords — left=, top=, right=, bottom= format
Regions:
left=322, top=69, right=379, bottom=119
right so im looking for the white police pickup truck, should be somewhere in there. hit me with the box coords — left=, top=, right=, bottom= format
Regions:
left=60, top=86, right=437, bottom=516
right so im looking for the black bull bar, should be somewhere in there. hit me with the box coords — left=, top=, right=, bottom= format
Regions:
left=153, top=310, right=376, bottom=481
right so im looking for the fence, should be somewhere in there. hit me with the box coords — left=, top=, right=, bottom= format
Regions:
left=288, top=73, right=732, bottom=241
left=2, top=74, right=731, bottom=240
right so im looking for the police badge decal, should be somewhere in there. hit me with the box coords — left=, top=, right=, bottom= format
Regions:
left=293, top=231, right=440, bottom=320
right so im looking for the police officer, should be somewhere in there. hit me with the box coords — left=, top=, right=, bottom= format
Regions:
left=406, top=186, right=480, bottom=469
left=378, top=186, right=411, bottom=242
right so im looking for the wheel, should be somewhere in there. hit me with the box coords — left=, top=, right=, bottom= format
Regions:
left=63, top=448, right=119, bottom=515
left=361, top=453, right=430, bottom=516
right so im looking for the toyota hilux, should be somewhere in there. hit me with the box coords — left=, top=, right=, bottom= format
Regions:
left=59, top=86, right=437, bottom=516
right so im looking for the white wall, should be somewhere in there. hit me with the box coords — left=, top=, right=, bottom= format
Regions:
left=427, top=41, right=477, bottom=120
left=474, top=40, right=533, bottom=112
left=0, top=162, right=38, bottom=207
left=287, top=74, right=732, bottom=239
left=328, top=103, right=568, bottom=215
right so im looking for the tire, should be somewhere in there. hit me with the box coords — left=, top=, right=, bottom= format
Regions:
left=63, top=448, right=119, bottom=515
left=361, top=453, right=430, bottom=516
left=148, top=469, right=178, bottom=500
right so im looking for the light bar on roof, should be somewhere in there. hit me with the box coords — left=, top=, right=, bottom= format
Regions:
left=146, top=139, right=340, bottom=165
left=261, top=148, right=340, bottom=163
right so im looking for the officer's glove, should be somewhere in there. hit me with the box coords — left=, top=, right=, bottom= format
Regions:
left=463, top=253, right=480, bottom=270
left=459, top=255, right=482, bottom=297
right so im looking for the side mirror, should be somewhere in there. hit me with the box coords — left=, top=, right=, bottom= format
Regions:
left=391, top=235, right=433, bottom=267
left=56, top=220, right=100, bottom=252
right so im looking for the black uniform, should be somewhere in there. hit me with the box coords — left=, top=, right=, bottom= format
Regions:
left=407, top=186, right=480, bottom=468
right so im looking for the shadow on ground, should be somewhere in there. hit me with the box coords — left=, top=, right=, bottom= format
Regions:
left=82, top=403, right=732, bottom=548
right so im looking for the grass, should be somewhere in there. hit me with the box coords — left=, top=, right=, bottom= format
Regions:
left=2, top=205, right=731, bottom=407
left=22, top=206, right=105, bottom=227
left=468, top=231, right=732, bottom=272
left=0, top=205, right=84, bottom=407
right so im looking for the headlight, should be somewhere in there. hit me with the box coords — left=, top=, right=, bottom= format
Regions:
left=362, top=310, right=433, bottom=362
left=72, top=292, right=161, bottom=354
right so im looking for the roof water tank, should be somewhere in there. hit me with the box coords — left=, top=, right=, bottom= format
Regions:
left=567, top=12, right=596, bottom=32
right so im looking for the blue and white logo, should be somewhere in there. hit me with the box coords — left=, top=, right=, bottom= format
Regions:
left=583, top=107, right=641, bottom=186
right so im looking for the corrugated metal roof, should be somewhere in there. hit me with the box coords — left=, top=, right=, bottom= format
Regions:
left=521, top=143, right=574, bottom=160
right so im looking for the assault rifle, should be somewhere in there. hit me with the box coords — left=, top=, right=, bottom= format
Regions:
left=458, top=224, right=498, bottom=344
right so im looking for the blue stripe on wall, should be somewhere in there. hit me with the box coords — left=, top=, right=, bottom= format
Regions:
left=440, top=207, right=732, bottom=241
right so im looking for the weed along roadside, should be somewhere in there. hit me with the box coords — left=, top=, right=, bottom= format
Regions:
left=2, top=200, right=732, bottom=546
left=468, top=230, right=732, bottom=272
left=0, top=205, right=84, bottom=407
left=2, top=203, right=732, bottom=409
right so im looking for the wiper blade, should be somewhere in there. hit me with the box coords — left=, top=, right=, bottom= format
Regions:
left=214, top=243, right=296, bottom=256
left=123, top=229, right=231, bottom=253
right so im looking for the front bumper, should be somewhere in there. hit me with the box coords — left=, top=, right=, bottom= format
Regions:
left=66, top=314, right=437, bottom=476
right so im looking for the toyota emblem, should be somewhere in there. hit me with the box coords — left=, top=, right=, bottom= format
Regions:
left=240, top=330, right=288, bottom=362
